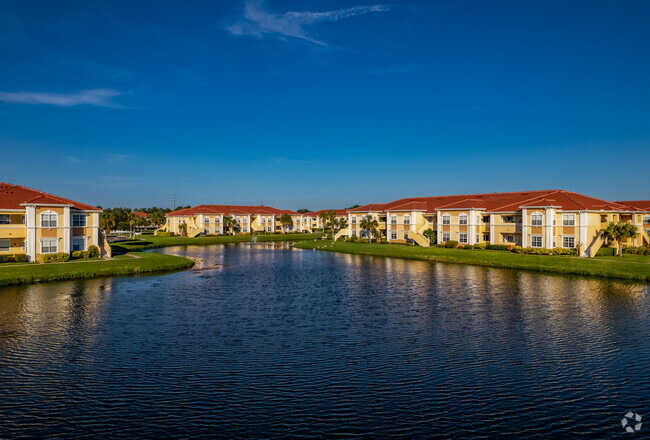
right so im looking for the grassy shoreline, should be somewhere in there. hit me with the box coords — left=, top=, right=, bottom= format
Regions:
left=0, top=252, right=195, bottom=287
left=293, top=241, right=650, bottom=282
left=111, top=233, right=325, bottom=252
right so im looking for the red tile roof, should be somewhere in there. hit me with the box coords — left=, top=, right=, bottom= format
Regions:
left=310, top=208, right=350, bottom=217
left=166, top=205, right=298, bottom=217
left=132, top=211, right=150, bottom=219
left=0, top=183, right=101, bottom=211
left=615, top=200, right=650, bottom=211
left=350, top=190, right=637, bottom=214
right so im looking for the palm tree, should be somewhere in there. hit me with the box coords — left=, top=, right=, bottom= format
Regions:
left=423, top=228, right=436, bottom=245
left=359, top=215, right=379, bottom=243
left=99, top=212, right=116, bottom=237
left=318, top=211, right=329, bottom=231
left=151, top=211, right=165, bottom=227
left=321, top=209, right=341, bottom=243
left=178, top=222, right=188, bottom=237
left=279, top=214, right=293, bottom=234
left=601, top=221, right=638, bottom=256
left=223, top=215, right=237, bottom=235
left=127, top=212, right=138, bottom=237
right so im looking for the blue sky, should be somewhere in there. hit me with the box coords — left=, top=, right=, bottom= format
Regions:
left=1, top=0, right=649, bottom=209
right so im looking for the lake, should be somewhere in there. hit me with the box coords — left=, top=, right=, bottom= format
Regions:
left=0, top=242, right=648, bottom=438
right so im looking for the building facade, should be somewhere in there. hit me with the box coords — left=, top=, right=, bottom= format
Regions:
left=0, top=183, right=107, bottom=262
left=347, top=190, right=650, bottom=257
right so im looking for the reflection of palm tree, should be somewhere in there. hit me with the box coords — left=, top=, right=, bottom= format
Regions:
left=601, top=221, right=638, bottom=256
left=360, top=216, right=379, bottom=243
left=223, top=216, right=237, bottom=235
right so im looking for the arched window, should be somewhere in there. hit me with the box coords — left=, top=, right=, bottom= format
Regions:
left=236, top=217, right=241, bottom=223
left=531, top=212, right=543, bottom=226
left=390, top=215, right=397, bottom=225
left=442, top=214, right=450, bottom=225
left=204, top=217, right=210, bottom=223
left=403, top=214, right=410, bottom=225
left=41, top=211, right=58, bottom=228
left=351, top=216, right=357, bottom=224
left=459, top=213, right=468, bottom=225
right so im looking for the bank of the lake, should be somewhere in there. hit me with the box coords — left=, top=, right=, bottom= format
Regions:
left=294, top=241, right=650, bottom=282
left=0, top=252, right=194, bottom=287
left=110, top=232, right=325, bottom=252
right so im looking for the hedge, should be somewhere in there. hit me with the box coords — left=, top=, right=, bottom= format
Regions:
left=596, top=247, right=616, bottom=257
left=42, top=253, right=70, bottom=263
left=0, top=254, right=28, bottom=263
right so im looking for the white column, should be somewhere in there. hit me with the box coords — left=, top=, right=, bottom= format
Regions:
left=579, top=211, right=588, bottom=255
left=411, top=210, right=416, bottom=233
left=387, top=212, right=391, bottom=242
left=348, top=213, right=352, bottom=237
left=92, top=213, right=99, bottom=246
left=25, top=206, right=36, bottom=261
left=489, top=214, right=495, bottom=244
left=63, top=207, right=71, bottom=254
left=521, top=208, right=527, bottom=248
left=436, top=211, right=442, bottom=244
left=469, top=209, right=476, bottom=245
left=633, top=214, right=639, bottom=246
left=545, top=208, right=554, bottom=249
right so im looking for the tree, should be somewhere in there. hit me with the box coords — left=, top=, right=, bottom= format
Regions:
left=178, top=222, right=188, bottom=237
left=223, top=216, right=237, bottom=235
left=423, top=228, right=436, bottom=245
left=346, top=204, right=361, bottom=209
left=359, top=215, right=379, bottom=243
left=127, top=213, right=138, bottom=234
left=601, top=221, right=638, bottom=256
left=297, top=209, right=312, bottom=214
left=322, top=209, right=341, bottom=243
left=151, top=212, right=165, bottom=226
left=318, top=211, right=329, bottom=230
left=279, top=214, right=293, bottom=233
left=99, top=212, right=116, bottom=236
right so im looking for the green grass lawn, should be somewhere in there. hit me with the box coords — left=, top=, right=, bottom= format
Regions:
left=0, top=252, right=194, bottom=287
left=111, top=232, right=326, bottom=253
left=293, top=241, right=650, bottom=282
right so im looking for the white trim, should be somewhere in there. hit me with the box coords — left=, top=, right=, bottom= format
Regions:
left=521, top=208, right=527, bottom=247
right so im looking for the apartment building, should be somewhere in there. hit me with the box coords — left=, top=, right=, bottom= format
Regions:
left=346, top=190, right=650, bottom=257
left=161, top=205, right=306, bottom=236
left=0, top=183, right=107, bottom=261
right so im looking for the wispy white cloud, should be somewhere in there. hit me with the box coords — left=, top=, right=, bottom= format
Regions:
left=228, top=1, right=390, bottom=46
left=0, top=89, right=123, bottom=107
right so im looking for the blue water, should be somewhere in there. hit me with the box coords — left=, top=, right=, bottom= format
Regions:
left=0, top=242, right=648, bottom=438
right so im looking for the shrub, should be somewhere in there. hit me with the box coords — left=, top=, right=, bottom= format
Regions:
left=551, top=248, right=576, bottom=256
left=462, top=244, right=473, bottom=249
left=42, top=252, right=70, bottom=263
left=14, top=254, right=28, bottom=263
left=435, top=244, right=445, bottom=248
left=444, top=240, right=458, bottom=248
left=596, top=247, right=616, bottom=257
left=155, top=231, right=174, bottom=237
left=512, top=246, right=524, bottom=254
left=0, top=255, right=15, bottom=263
left=88, top=245, right=100, bottom=258
left=473, top=243, right=486, bottom=250
left=485, top=244, right=509, bottom=251
left=72, top=250, right=92, bottom=259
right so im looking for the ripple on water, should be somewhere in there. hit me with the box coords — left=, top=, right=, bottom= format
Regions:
left=0, top=244, right=648, bottom=439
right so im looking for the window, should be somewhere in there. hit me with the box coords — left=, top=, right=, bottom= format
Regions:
left=562, top=236, right=575, bottom=248
left=0, top=215, right=9, bottom=224
left=403, top=214, right=410, bottom=225
left=477, top=215, right=481, bottom=224
left=553, top=238, right=556, bottom=248
left=502, top=216, right=515, bottom=223
left=20, top=241, right=25, bottom=250
left=41, top=212, right=57, bottom=228
left=531, top=235, right=543, bottom=248
left=72, top=214, right=87, bottom=227
left=390, top=215, right=397, bottom=224
left=562, top=214, right=575, bottom=226
left=243, top=227, right=248, bottom=233
left=215, top=217, right=220, bottom=224
left=215, top=227, right=221, bottom=234
left=476, top=234, right=480, bottom=243
left=351, top=216, right=357, bottom=224
left=482, top=216, right=490, bottom=223
left=643, top=215, right=650, bottom=224
left=442, top=232, right=450, bottom=242
left=41, top=239, right=58, bottom=254
left=459, top=233, right=468, bottom=244
left=390, top=230, right=397, bottom=240
left=442, top=214, right=450, bottom=225
left=483, top=234, right=490, bottom=242
left=21, top=215, right=25, bottom=224
left=403, top=231, right=409, bottom=240
left=204, top=217, right=210, bottom=223
left=0, top=239, right=9, bottom=251
left=351, top=230, right=357, bottom=237
left=459, top=214, right=468, bottom=225
left=531, top=213, right=543, bottom=226
left=243, top=217, right=248, bottom=224
left=504, top=235, right=516, bottom=243
left=236, top=217, right=241, bottom=223
left=72, top=237, right=86, bottom=252
left=601, top=215, right=608, bottom=223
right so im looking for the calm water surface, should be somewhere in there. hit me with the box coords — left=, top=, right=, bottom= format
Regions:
left=0, top=243, right=649, bottom=438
